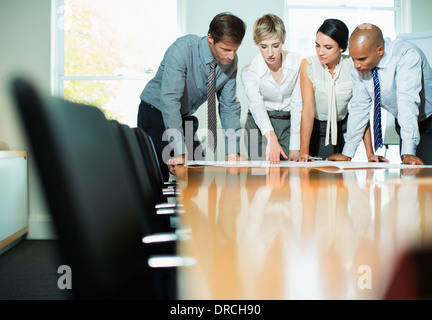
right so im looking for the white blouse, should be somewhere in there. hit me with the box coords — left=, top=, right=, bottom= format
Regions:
left=306, top=54, right=353, bottom=145
left=241, top=50, right=303, bottom=150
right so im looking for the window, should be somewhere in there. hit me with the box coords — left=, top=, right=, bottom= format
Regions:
left=53, top=0, right=182, bottom=126
left=284, top=0, right=401, bottom=57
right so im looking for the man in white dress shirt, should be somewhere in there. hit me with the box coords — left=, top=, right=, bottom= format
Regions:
left=328, top=23, right=432, bottom=165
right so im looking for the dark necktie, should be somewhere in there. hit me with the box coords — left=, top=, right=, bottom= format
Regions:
left=207, top=59, right=217, bottom=152
left=372, top=67, right=383, bottom=151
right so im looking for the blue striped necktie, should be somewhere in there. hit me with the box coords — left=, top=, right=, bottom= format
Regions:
left=207, top=59, right=217, bottom=152
left=372, top=67, right=383, bottom=151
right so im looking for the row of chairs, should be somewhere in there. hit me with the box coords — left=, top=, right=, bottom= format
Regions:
left=12, top=78, right=187, bottom=299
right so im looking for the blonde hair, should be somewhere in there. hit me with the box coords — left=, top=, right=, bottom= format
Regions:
left=253, top=14, right=286, bottom=44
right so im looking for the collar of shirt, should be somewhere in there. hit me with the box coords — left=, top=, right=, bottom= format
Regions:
left=375, top=37, right=392, bottom=70
left=255, top=50, right=296, bottom=79
left=200, top=36, right=216, bottom=66
left=322, top=55, right=350, bottom=80
left=323, top=60, right=340, bottom=81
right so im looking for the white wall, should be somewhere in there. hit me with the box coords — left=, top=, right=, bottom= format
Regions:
left=411, top=0, right=432, bottom=33
left=0, top=0, right=55, bottom=239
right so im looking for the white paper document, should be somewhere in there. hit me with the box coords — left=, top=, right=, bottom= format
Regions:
left=185, top=160, right=432, bottom=169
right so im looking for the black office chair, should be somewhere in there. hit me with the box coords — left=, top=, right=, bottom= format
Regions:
left=134, top=127, right=182, bottom=212
left=12, top=78, right=177, bottom=299
left=109, top=120, right=170, bottom=232
left=110, top=120, right=181, bottom=233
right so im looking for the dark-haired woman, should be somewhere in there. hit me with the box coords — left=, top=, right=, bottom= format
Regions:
left=299, top=19, right=375, bottom=161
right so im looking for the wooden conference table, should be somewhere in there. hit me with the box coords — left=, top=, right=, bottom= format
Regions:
left=173, top=161, right=432, bottom=300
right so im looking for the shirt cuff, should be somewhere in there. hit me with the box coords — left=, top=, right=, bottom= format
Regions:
left=342, top=142, right=358, bottom=158
left=289, top=133, right=300, bottom=151
left=224, top=129, right=241, bottom=155
left=400, top=140, right=417, bottom=157
left=257, top=121, right=273, bottom=136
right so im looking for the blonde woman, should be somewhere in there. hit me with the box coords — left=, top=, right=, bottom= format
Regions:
left=242, top=14, right=302, bottom=164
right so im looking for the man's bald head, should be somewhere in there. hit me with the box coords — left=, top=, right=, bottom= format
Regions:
left=349, top=23, right=385, bottom=74
left=350, top=23, right=384, bottom=49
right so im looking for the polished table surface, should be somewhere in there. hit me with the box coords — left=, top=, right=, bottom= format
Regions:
left=174, top=164, right=432, bottom=300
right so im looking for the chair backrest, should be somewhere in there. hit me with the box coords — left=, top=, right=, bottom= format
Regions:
left=109, top=120, right=172, bottom=234
left=134, top=127, right=167, bottom=203
left=12, top=78, right=165, bottom=299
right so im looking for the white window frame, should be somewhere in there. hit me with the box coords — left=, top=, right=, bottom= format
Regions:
left=50, top=0, right=184, bottom=98
left=284, top=0, right=407, bottom=53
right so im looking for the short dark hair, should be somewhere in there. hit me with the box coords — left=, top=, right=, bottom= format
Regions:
left=317, top=19, right=349, bottom=52
left=208, top=12, right=246, bottom=45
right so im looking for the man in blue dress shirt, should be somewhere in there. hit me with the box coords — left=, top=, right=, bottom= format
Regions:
left=328, top=23, right=432, bottom=165
left=138, top=12, right=247, bottom=179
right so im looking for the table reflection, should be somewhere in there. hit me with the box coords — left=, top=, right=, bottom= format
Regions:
left=176, top=165, right=432, bottom=299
